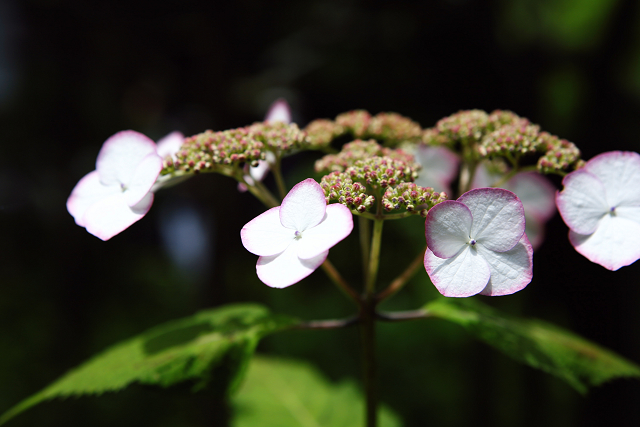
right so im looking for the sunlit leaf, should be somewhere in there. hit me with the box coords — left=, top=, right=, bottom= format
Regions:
left=233, top=356, right=402, bottom=427
left=425, top=297, right=640, bottom=393
left=0, top=304, right=298, bottom=425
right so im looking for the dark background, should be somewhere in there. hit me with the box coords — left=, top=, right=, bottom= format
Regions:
left=1, top=0, right=640, bottom=426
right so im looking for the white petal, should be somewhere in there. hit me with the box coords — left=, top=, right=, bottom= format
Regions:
left=524, top=214, right=545, bottom=250
left=249, top=160, right=270, bottom=182
left=470, top=162, right=499, bottom=188
left=424, top=246, right=491, bottom=297
left=414, top=145, right=459, bottom=194
left=67, top=170, right=120, bottom=227
left=569, top=214, right=640, bottom=271
left=584, top=151, right=640, bottom=208
left=96, top=131, right=158, bottom=186
left=509, top=172, right=557, bottom=222
left=241, top=207, right=295, bottom=256
left=458, top=188, right=525, bottom=252
left=83, top=192, right=154, bottom=241
left=477, top=234, right=533, bottom=296
left=156, top=131, right=184, bottom=159
left=279, top=179, right=327, bottom=231
left=265, top=99, right=292, bottom=124
left=297, top=204, right=353, bottom=259
left=556, top=169, right=609, bottom=235
left=257, top=243, right=327, bottom=288
left=123, top=153, right=163, bottom=206
left=425, top=201, right=472, bottom=258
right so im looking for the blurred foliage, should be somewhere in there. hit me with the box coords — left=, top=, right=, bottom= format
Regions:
left=233, top=356, right=401, bottom=427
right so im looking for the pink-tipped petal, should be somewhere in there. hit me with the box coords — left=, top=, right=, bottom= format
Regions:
left=509, top=172, right=557, bottom=222
left=425, top=201, right=473, bottom=258
left=583, top=151, right=640, bottom=207
left=569, top=214, right=640, bottom=271
left=96, top=131, right=158, bottom=186
left=458, top=188, right=525, bottom=252
left=556, top=169, right=609, bottom=235
left=67, top=171, right=119, bottom=227
left=257, top=244, right=327, bottom=288
left=241, top=207, right=295, bottom=256
left=83, top=192, right=154, bottom=241
left=297, top=204, right=353, bottom=259
left=279, top=179, right=327, bottom=231
left=414, top=145, right=459, bottom=194
left=156, top=131, right=184, bottom=159
left=265, top=99, right=292, bottom=124
left=123, top=153, right=163, bottom=206
left=477, top=234, right=533, bottom=296
left=524, top=214, right=545, bottom=250
left=424, top=247, right=491, bottom=297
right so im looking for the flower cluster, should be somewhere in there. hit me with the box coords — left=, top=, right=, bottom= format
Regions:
left=248, top=121, right=311, bottom=153
left=315, top=139, right=416, bottom=174
left=382, top=182, right=447, bottom=216
left=304, top=119, right=344, bottom=147
left=537, top=133, right=583, bottom=174
left=335, top=110, right=371, bottom=138
left=162, top=128, right=264, bottom=175
left=346, top=156, right=418, bottom=189
left=366, top=112, right=423, bottom=147
left=320, top=172, right=376, bottom=213
left=479, top=122, right=542, bottom=157
left=425, top=109, right=490, bottom=146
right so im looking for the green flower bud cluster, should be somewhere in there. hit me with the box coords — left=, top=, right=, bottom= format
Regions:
left=346, top=156, right=418, bottom=189
left=320, top=171, right=376, bottom=213
left=366, top=112, right=423, bottom=147
left=479, top=121, right=542, bottom=157
left=427, top=109, right=490, bottom=145
left=248, top=121, right=311, bottom=153
left=314, top=139, right=416, bottom=174
left=335, top=110, right=371, bottom=138
left=304, top=119, right=344, bottom=147
left=162, top=128, right=264, bottom=174
left=382, top=182, right=447, bottom=216
left=537, top=132, right=583, bottom=173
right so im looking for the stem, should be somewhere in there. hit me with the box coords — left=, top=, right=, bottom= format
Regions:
left=359, top=216, right=371, bottom=284
left=321, top=259, right=361, bottom=304
left=366, top=219, right=384, bottom=295
left=272, top=155, right=288, bottom=200
left=376, top=247, right=426, bottom=303
left=361, top=303, right=377, bottom=427
left=376, top=309, right=430, bottom=322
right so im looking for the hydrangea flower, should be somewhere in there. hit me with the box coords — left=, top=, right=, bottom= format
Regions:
left=241, top=178, right=353, bottom=288
left=424, top=188, right=533, bottom=297
left=556, top=151, right=640, bottom=270
left=238, top=99, right=291, bottom=191
left=66, top=131, right=163, bottom=240
left=472, top=163, right=556, bottom=249
left=413, top=145, right=459, bottom=195
left=152, top=131, right=185, bottom=191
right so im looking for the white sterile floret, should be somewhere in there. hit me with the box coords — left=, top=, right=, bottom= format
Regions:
left=66, top=131, right=163, bottom=241
left=472, top=163, right=556, bottom=249
left=413, top=145, right=459, bottom=195
left=238, top=99, right=292, bottom=192
left=241, top=178, right=353, bottom=288
left=424, top=188, right=533, bottom=297
left=556, top=151, right=640, bottom=270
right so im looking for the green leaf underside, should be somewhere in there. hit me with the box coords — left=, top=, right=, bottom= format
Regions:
left=233, top=356, right=402, bottom=427
left=0, top=304, right=299, bottom=426
left=425, top=297, right=640, bottom=393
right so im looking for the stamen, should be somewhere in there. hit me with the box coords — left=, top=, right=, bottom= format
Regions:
left=294, top=230, right=302, bottom=239
left=469, top=239, right=476, bottom=246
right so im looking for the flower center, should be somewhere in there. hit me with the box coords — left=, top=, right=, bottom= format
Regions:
left=120, top=183, right=128, bottom=192
left=610, top=206, right=616, bottom=215
left=468, top=238, right=477, bottom=246
left=294, top=230, right=303, bottom=240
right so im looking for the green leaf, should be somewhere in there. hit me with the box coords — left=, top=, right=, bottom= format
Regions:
left=0, top=304, right=299, bottom=425
left=425, top=297, right=640, bottom=393
left=232, top=356, right=402, bottom=427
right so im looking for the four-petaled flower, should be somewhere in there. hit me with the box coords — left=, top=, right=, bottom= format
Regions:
left=241, top=178, right=353, bottom=288
left=556, top=151, right=640, bottom=270
left=424, top=188, right=533, bottom=297
left=66, top=131, right=163, bottom=241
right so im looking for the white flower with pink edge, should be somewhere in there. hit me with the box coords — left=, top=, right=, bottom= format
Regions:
left=67, top=131, right=163, bottom=241
left=424, top=188, right=533, bottom=297
left=556, top=151, right=640, bottom=271
left=241, top=178, right=353, bottom=288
